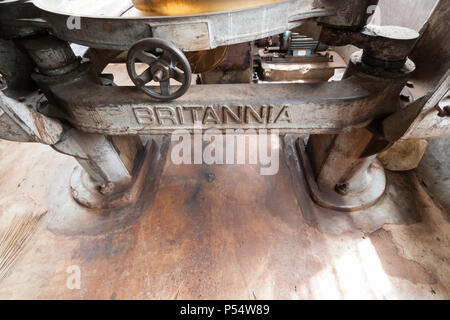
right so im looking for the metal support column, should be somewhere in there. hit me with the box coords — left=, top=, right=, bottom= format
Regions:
left=20, top=35, right=147, bottom=209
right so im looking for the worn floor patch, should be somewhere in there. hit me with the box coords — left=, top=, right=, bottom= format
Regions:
left=0, top=196, right=47, bottom=281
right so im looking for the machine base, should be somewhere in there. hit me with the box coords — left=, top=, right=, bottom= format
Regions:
left=283, top=135, right=420, bottom=234
left=70, top=139, right=159, bottom=210
left=296, top=138, right=386, bottom=212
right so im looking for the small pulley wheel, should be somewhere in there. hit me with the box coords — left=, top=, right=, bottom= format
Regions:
left=127, top=38, right=192, bottom=101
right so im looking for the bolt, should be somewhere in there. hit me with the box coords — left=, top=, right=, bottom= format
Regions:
left=205, top=172, right=215, bottom=183
left=335, top=183, right=349, bottom=195
left=153, top=69, right=164, bottom=82
left=99, top=182, right=115, bottom=195
left=437, top=106, right=450, bottom=117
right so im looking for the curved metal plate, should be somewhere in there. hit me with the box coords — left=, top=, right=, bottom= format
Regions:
left=21, top=0, right=333, bottom=51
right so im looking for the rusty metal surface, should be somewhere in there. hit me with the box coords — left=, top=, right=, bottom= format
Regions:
left=315, top=0, right=378, bottom=29
left=199, top=43, right=253, bottom=84
left=19, top=35, right=80, bottom=76
left=212, top=43, right=253, bottom=71
left=319, top=25, right=420, bottom=67
left=0, top=39, right=37, bottom=96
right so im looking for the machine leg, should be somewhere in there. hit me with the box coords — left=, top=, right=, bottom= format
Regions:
left=299, top=20, right=419, bottom=211
left=301, top=127, right=386, bottom=211
left=20, top=35, right=154, bottom=209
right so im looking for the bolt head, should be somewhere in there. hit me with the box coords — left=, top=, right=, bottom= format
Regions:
left=335, top=183, right=349, bottom=195
left=135, top=78, right=145, bottom=87
left=151, top=62, right=170, bottom=82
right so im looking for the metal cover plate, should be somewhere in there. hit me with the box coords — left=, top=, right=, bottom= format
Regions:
left=151, top=22, right=211, bottom=51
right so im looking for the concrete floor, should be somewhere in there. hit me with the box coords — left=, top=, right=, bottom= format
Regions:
left=0, top=135, right=448, bottom=300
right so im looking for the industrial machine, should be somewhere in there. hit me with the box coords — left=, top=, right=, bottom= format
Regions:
left=254, top=31, right=345, bottom=83
left=0, top=0, right=448, bottom=215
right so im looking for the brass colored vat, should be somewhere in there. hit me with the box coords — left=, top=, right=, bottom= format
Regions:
left=132, top=0, right=281, bottom=16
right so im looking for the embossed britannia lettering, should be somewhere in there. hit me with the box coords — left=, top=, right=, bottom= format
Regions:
left=274, top=105, right=292, bottom=123
left=223, top=106, right=243, bottom=124
left=203, top=106, right=221, bottom=124
left=183, top=106, right=203, bottom=122
left=245, top=105, right=267, bottom=124
left=177, top=106, right=185, bottom=124
left=155, top=107, right=178, bottom=125
left=132, top=104, right=293, bottom=127
left=133, top=107, right=155, bottom=125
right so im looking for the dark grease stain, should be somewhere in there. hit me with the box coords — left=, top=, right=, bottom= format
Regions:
left=75, top=231, right=133, bottom=263
left=205, top=172, right=215, bottom=183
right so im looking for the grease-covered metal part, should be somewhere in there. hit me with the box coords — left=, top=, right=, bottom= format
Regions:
left=319, top=25, right=420, bottom=70
left=19, top=35, right=80, bottom=76
left=315, top=0, right=379, bottom=29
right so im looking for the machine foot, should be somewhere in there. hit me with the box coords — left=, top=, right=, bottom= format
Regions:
left=296, top=139, right=386, bottom=212
left=70, top=139, right=159, bottom=209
